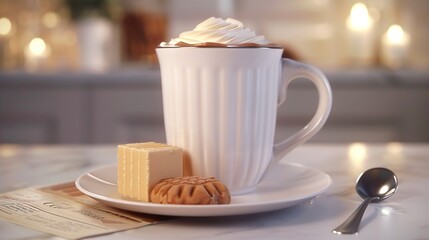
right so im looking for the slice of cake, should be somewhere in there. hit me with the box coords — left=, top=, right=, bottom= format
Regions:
left=117, top=142, right=183, bottom=202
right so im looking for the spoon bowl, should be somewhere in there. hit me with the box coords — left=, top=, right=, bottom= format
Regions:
left=356, top=167, right=398, bottom=203
left=333, top=167, right=398, bottom=234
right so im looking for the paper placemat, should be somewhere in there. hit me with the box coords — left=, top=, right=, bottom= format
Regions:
left=0, top=182, right=168, bottom=239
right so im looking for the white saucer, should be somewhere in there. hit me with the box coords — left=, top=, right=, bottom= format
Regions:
left=75, top=162, right=331, bottom=217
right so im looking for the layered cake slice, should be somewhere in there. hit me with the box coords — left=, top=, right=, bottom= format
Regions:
left=117, top=142, right=183, bottom=202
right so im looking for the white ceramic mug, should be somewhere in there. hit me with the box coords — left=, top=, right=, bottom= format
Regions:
left=156, top=47, right=332, bottom=195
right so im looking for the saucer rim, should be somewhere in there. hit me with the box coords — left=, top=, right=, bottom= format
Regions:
left=75, top=162, right=331, bottom=216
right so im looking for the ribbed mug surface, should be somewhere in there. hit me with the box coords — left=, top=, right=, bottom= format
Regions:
left=157, top=48, right=282, bottom=195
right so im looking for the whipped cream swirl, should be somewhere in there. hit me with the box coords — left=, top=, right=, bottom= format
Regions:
left=164, top=17, right=269, bottom=46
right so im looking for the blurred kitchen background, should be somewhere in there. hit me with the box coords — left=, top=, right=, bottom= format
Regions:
left=0, top=0, right=428, bottom=144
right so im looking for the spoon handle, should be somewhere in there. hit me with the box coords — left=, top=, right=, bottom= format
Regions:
left=332, top=197, right=378, bottom=234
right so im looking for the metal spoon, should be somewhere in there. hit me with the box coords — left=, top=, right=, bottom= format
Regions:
left=332, top=167, right=398, bottom=235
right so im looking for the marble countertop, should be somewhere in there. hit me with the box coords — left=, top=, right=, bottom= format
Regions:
left=0, top=143, right=428, bottom=240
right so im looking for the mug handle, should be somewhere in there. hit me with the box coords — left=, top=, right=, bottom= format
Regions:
left=272, top=59, right=332, bottom=163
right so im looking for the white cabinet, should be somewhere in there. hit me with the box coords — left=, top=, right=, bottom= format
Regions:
left=1, top=70, right=428, bottom=144
left=0, top=86, right=88, bottom=143
left=91, top=86, right=165, bottom=143
left=276, top=85, right=429, bottom=143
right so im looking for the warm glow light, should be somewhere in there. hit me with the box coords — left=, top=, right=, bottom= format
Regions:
left=386, top=24, right=409, bottom=45
left=381, top=24, right=410, bottom=68
left=348, top=143, right=367, bottom=175
left=0, top=17, right=12, bottom=36
left=347, top=3, right=373, bottom=31
left=349, top=143, right=368, bottom=161
left=42, top=12, right=60, bottom=28
left=387, top=142, right=403, bottom=155
left=0, top=144, right=20, bottom=157
left=28, top=37, right=47, bottom=56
